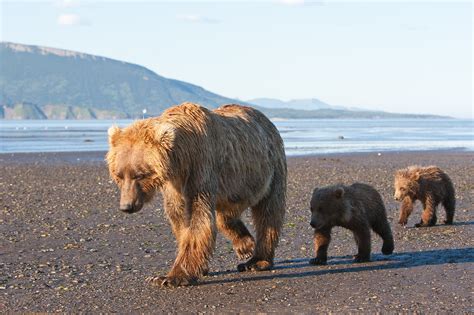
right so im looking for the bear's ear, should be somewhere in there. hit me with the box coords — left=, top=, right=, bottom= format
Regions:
left=107, top=125, right=121, bottom=146
left=413, top=171, right=421, bottom=180
left=154, top=123, right=176, bottom=149
left=334, top=187, right=345, bottom=199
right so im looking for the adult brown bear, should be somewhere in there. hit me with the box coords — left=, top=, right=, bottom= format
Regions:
left=106, top=103, right=287, bottom=287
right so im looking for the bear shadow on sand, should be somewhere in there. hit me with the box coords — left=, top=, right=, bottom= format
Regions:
left=202, top=247, right=474, bottom=286
left=401, top=220, right=474, bottom=229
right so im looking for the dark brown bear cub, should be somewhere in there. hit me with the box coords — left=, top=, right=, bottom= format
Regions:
left=309, top=183, right=394, bottom=265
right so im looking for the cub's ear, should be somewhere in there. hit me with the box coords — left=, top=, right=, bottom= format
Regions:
left=107, top=125, right=121, bottom=146
left=413, top=171, right=421, bottom=181
left=334, top=187, right=345, bottom=199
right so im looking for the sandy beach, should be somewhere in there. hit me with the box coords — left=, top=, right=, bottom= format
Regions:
left=1, top=150, right=473, bottom=312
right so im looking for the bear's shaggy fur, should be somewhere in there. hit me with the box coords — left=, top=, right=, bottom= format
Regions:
left=106, top=103, right=287, bottom=287
left=309, top=183, right=394, bottom=265
left=394, top=165, right=455, bottom=227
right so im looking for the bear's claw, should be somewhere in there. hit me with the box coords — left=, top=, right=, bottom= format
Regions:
left=237, top=258, right=272, bottom=272
left=234, top=236, right=255, bottom=260
left=145, top=275, right=197, bottom=287
left=398, top=219, right=407, bottom=226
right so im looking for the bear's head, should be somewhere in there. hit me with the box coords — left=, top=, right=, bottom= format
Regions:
left=105, top=120, right=175, bottom=213
left=309, top=185, right=351, bottom=230
left=394, top=167, right=420, bottom=201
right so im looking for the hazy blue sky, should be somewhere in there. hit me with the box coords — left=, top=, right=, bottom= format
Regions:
left=1, top=0, right=472, bottom=118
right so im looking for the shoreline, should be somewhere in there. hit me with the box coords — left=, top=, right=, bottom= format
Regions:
left=0, top=148, right=472, bottom=165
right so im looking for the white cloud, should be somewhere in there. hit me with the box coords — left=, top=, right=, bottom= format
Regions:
left=176, top=14, right=219, bottom=24
left=57, top=14, right=85, bottom=26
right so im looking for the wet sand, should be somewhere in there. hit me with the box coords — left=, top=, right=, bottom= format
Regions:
left=1, top=150, right=473, bottom=312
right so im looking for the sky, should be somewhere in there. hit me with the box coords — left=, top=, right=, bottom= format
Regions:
left=1, top=0, right=472, bottom=118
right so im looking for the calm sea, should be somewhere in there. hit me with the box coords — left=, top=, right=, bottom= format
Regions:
left=0, top=119, right=473, bottom=155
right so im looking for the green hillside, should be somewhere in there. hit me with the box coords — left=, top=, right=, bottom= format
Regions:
left=0, top=42, right=239, bottom=119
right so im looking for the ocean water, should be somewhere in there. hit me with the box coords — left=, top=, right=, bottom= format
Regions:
left=0, top=119, right=473, bottom=155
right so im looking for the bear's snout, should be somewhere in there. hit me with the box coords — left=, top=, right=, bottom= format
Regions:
left=310, top=221, right=316, bottom=228
left=120, top=203, right=135, bottom=213
left=120, top=202, right=142, bottom=213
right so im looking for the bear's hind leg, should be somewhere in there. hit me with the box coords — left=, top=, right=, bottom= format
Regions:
left=217, top=210, right=255, bottom=260
left=371, top=218, right=394, bottom=255
left=416, top=195, right=437, bottom=227
left=238, top=190, right=285, bottom=272
left=352, top=226, right=371, bottom=263
left=442, top=195, right=455, bottom=225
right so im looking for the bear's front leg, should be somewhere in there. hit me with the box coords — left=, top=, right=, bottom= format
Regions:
left=398, top=197, right=414, bottom=226
left=309, top=228, right=332, bottom=265
left=149, top=192, right=217, bottom=287
left=352, top=226, right=371, bottom=263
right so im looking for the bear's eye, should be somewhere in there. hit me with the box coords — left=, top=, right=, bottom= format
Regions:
left=117, top=172, right=124, bottom=180
left=132, top=174, right=145, bottom=180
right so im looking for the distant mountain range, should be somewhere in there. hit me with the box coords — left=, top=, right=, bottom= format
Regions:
left=0, top=42, right=449, bottom=120
left=248, top=98, right=346, bottom=111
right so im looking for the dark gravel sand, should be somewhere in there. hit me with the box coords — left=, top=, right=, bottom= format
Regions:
left=1, top=151, right=473, bottom=312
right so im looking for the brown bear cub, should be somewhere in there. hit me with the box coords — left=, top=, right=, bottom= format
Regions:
left=394, top=165, right=455, bottom=227
left=309, top=183, right=394, bottom=265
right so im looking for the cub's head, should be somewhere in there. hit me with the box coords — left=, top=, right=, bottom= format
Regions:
left=105, top=122, right=174, bottom=213
left=394, top=167, right=420, bottom=201
left=309, top=185, right=350, bottom=230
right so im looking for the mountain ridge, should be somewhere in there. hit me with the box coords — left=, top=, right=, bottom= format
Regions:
left=0, top=42, right=450, bottom=120
left=0, top=41, right=242, bottom=119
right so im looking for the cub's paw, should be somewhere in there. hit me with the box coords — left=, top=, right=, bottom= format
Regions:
left=237, top=258, right=273, bottom=272
left=309, top=257, right=327, bottom=265
left=398, top=219, right=407, bottom=226
left=381, top=243, right=394, bottom=255
left=414, top=221, right=434, bottom=228
left=145, top=275, right=197, bottom=287
left=234, top=236, right=255, bottom=260
left=353, top=254, right=370, bottom=263
left=444, top=219, right=453, bottom=225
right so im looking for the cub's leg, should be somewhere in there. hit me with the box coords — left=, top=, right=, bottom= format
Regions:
left=352, top=226, right=371, bottom=263
left=416, top=194, right=437, bottom=227
left=442, top=193, right=455, bottom=225
left=309, top=228, right=332, bottom=265
left=398, top=197, right=414, bottom=226
left=371, top=217, right=394, bottom=255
